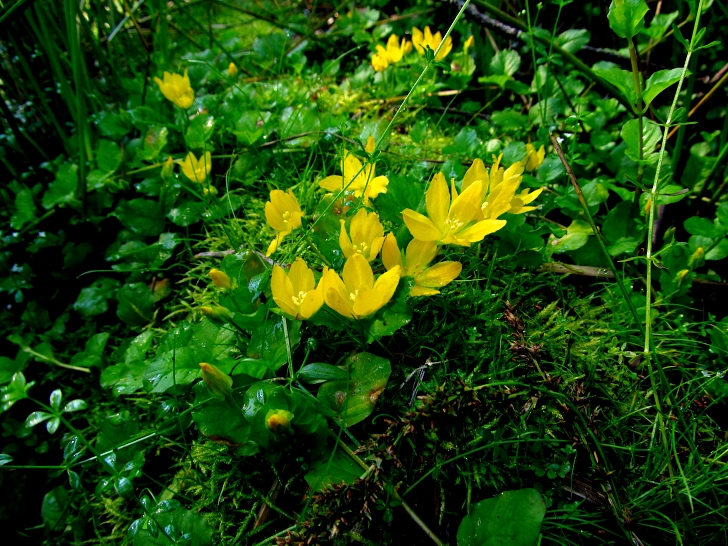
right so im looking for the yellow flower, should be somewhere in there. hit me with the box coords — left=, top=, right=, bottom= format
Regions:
left=464, top=35, right=475, bottom=55
left=402, top=171, right=505, bottom=246
left=322, top=254, right=401, bottom=319
left=371, top=34, right=412, bottom=71
left=264, top=189, right=303, bottom=256
left=524, top=143, right=545, bottom=172
left=228, top=62, right=238, bottom=77
left=210, top=268, right=232, bottom=289
left=271, top=258, right=324, bottom=320
left=199, top=362, right=233, bottom=401
left=371, top=48, right=390, bottom=72
left=180, top=151, right=212, bottom=183
left=382, top=234, right=462, bottom=296
left=412, top=26, right=453, bottom=61
left=339, top=208, right=385, bottom=262
left=319, top=137, right=388, bottom=205
left=461, top=156, right=543, bottom=219
left=266, top=409, right=294, bottom=432
left=153, top=69, right=195, bottom=109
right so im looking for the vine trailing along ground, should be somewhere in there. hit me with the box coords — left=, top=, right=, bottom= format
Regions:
left=2, top=0, right=728, bottom=544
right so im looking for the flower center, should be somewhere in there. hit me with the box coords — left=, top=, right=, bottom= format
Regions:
left=349, top=289, right=359, bottom=302
left=444, top=217, right=464, bottom=232
left=352, top=242, right=369, bottom=255
left=282, top=211, right=291, bottom=224
left=291, top=290, right=307, bottom=306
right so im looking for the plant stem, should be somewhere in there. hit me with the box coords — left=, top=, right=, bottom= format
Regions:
left=628, top=38, right=645, bottom=192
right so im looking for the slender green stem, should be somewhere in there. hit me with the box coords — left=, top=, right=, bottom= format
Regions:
left=628, top=39, right=645, bottom=191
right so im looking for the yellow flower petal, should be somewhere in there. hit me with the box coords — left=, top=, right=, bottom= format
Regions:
left=404, top=239, right=437, bottom=276
left=403, top=209, right=442, bottom=241
left=426, top=172, right=450, bottom=231
left=382, top=233, right=403, bottom=272
left=272, top=265, right=298, bottom=317
left=319, top=175, right=345, bottom=192
left=342, top=253, right=374, bottom=293
left=409, top=285, right=441, bottom=297
left=415, top=261, right=462, bottom=288
left=458, top=219, right=507, bottom=242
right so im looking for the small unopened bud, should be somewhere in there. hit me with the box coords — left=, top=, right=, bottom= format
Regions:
left=203, top=186, right=218, bottom=196
left=161, top=156, right=175, bottom=179
left=200, top=304, right=232, bottom=321
left=199, top=362, right=233, bottom=401
left=265, top=409, right=294, bottom=433
left=228, top=62, right=238, bottom=77
left=689, top=247, right=705, bottom=269
left=210, top=268, right=232, bottom=289
left=676, top=269, right=690, bottom=287
left=464, top=35, right=475, bottom=55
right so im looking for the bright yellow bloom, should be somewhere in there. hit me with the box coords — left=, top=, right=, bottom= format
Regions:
left=402, top=172, right=505, bottom=246
left=322, top=254, right=401, bottom=319
left=382, top=234, right=462, bottom=296
left=464, top=35, right=475, bottom=55
left=339, top=208, right=385, bottom=262
left=271, top=258, right=324, bottom=320
left=210, top=268, right=232, bottom=289
left=264, top=189, right=303, bottom=256
left=461, top=156, right=543, bottom=219
left=228, top=62, right=238, bottom=77
left=153, top=69, right=195, bottom=109
left=266, top=409, right=294, bottom=432
left=199, top=362, right=233, bottom=401
left=524, top=143, right=545, bottom=172
left=319, top=137, right=388, bottom=205
left=180, top=151, right=211, bottom=183
left=371, top=34, right=412, bottom=71
left=412, top=26, right=453, bottom=61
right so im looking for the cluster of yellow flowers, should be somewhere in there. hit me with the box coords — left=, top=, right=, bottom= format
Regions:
left=259, top=153, right=542, bottom=322
left=154, top=69, right=195, bottom=109
left=371, top=26, right=454, bottom=71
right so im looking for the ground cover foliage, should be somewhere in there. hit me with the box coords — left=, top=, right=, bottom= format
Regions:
left=2, top=0, right=728, bottom=544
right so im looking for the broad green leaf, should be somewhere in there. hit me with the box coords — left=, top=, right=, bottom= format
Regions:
left=185, top=114, right=215, bottom=150
left=0, top=356, right=23, bottom=385
left=100, top=360, right=147, bottom=395
left=555, top=29, right=590, bottom=53
left=592, top=62, right=639, bottom=106
left=10, top=188, right=37, bottom=230
left=1, top=372, right=34, bottom=412
left=317, top=352, right=391, bottom=427
left=41, top=487, right=69, bottom=531
left=706, top=239, right=728, bottom=261
left=42, top=163, right=78, bottom=209
left=443, top=128, right=480, bottom=156
left=607, top=0, right=649, bottom=39
left=116, top=283, right=155, bottom=327
left=410, top=119, right=428, bottom=144
left=603, top=201, right=642, bottom=255
left=716, top=203, right=728, bottom=228
left=305, top=447, right=362, bottom=492
left=643, top=68, right=685, bottom=109
left=537, top=156, right=565, bottom=183
left=96, top=139, right=123, bottom=172
left=548, top=220, right=592, bottom=254
left=654, top=184, right=689, bottom=206
left=297, top=363, right=349, bottom=384
left=132, top=508, right=212, bottom=546
left=621, top=118, right=662, bottom=162
left=138, top=126, right=168, bottom=161
left=191, top=382, right=255, bottom=456
left=114, top=199, right=165, bottom=236
left=247, top=317, right=300, bottom=371
left=74, top=278, right=120, bottom=318
left=684, top=216, right=722, bottom=239
left=503, top=141, right=527, bottom=165
left=234, top=111, right=271, bottom=146
left=278, top=106, right=320, bottom=144
left=490, top=49, right=521, bottom=76
left=457, top=488, right=546, bottom=546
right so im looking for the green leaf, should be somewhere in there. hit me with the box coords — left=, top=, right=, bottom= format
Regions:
left=457, top=488, right=546, bottom=546
left=185, top=114, right=215, bottom=150
left=247, top=317, right=300, bottom=371
left=368, top=280, right=413, bottom=342
left=42, top=163, right=78, bottom=209
left=555, top=29, right=590, bottom=53
left=138, top=126, right=168, bottom=161
left=234, top=111, right=271, bottom=146
left=74, top=278, right=120, bottom=318
left=537, top=156, right=565, bottom=183
left=0, top=372, right=34, bottom=412
left=684, top=216, right=722, bottom=239
left=607, top=0, right=649, bottom=39
left=100, top=360, right=147, bottom=395
left=0, top=356, right=23, bottom=385
left=305, top=447, right=362, bottom=492
left=548, top=220, right=592, bottom=254
left=490, top=49, right=521, bottom=76
left=643, top=68, right=685, bottom=109
left=297, top=363, right=349, bottom=384
left=10, top=188, right=37, bottom=230
left=114, top=199, right=165, bottom=236
left=96, top=139, right=123, bottom=173
left=592, top=63, right=639, bottom=106
left=706, top=239, right=728, bottom=261
left=410, top=119, right=428, bottom=144
left=278, top=106, right=320, bottom=144
left=116, top=283, right=155, bottom=327
left=191, top=382, right=255, bottom=456
left=603, top=201, right=642, bottom=255
left=167, top=200, right=206, bottom=227
left=41, top=487, right=69, bottom=531
left=132, top=508, right=212, bottom=546
left=317, top=352, right=391, bottom=427
left=621, top=118, right=662, bottom=162
left=716, top=203, right=728, bottom=228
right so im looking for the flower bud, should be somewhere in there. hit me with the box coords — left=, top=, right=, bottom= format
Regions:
left=210, top=268, right=232, bottom=289
left=200, top=304, right=232, bottom=321
left=228, top=62, right=238, bottom=77
left=199, top=362, right=233, bottom=401
left=675, top=269, right=690, bottom=287
left=265, top=409, right=294, bottom=433
left=203, top=186, right=218, bottom=196
left=161, top=157, right=175, bottom=179
left=689, top=247, right=705, bottom=269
